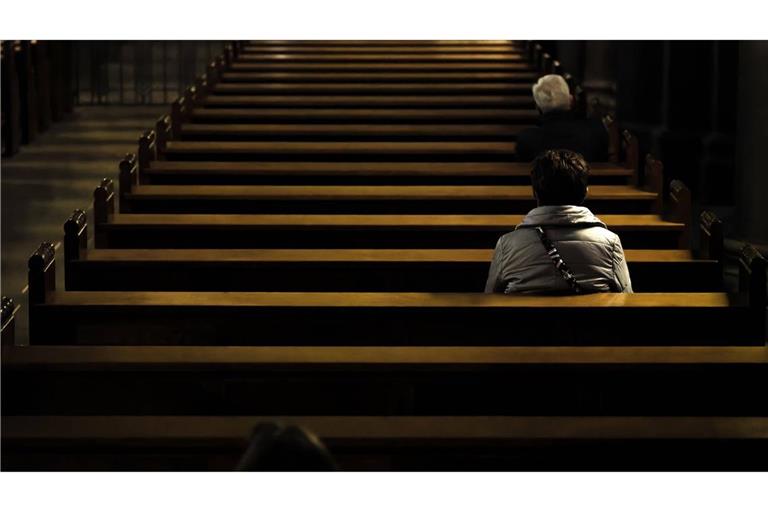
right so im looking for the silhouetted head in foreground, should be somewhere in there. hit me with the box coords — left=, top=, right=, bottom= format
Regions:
left=236, top=422, right=337, bottom=471
left=531, top=149, right=590, bottom=207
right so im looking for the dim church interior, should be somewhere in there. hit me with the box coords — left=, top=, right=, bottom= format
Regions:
left=0, top=40, right=767, bottom=471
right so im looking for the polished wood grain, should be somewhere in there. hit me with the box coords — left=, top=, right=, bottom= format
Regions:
left=237, top=54, right=528, bottom=62
left=229, top=62, right=534, bottom=71
left=190, top=108, right=539, bottom=122
left=202, top=95, right=534, bottom=107
left=105, top=213, right=684, bottom=230
left=126, top=184, right=657, bottom=201
left=221, top=72, right=540, bottom=83
left=5, top=415, right=767, bottom=441
left=145, top=161, right=632, bottom=177
left=212, top=83, right=534, bottom=94
left=164, top=141, right=519, bottom=155
left=5, top=345, right=766, bottom=366
left=239, top=45, right=523, bottom=54
left=181, top=123, right=530, bottom=138
left=39, top=291, right=730, bottom=308
left=78, top=248, right=695, bottom=263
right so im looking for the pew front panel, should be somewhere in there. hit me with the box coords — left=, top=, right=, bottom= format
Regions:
left=3, top=415, right=767, bottom=471
left=4, top=345, right=767, bottom=416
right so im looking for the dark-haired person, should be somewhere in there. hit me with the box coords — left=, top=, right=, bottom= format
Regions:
left=516, top=74, right=609, bottom=162
left=485, top=149, right=632, bottom=294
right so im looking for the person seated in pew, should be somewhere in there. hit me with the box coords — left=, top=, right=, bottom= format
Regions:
left=485, top=149, right=632, bottom=294
left=516, top=74, right=609, bottom=162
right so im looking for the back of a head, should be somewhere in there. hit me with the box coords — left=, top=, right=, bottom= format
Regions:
left=531, top=149, right=590, bottom=206
left=532, top=74, right=571, bottom=114
left=236, top=422, right=338, bottom=471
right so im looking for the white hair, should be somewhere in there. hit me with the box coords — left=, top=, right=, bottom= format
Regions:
left=532, top=74, right=571, bottom=113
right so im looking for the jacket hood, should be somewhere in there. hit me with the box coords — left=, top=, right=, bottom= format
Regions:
left=516, top=205, right=607, bottom=229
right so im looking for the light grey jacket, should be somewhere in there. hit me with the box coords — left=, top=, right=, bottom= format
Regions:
left=485, top=205, right=633, bottom=294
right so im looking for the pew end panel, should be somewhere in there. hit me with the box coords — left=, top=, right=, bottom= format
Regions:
left=1, top=296, right=18, bottom=346
left=738, top=244, right=767, bottom=343
left=622, top=130, right=640, bottom=186
left=93, top=178, right=115, bottom=248
left=118, top=153, right=138, bottom=212
left=699, top=210, right=724, bottom=284
left=63, top=209, right=88, bottom=290
left=643, top=154, right=664, bottom=214
left=669, top=179, right=692, bottom=249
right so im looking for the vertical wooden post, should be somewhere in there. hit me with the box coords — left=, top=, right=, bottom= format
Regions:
left=622, top=130, right=640, bottom=185
left=93, top=178, right=115, bottom=248
left=699, top=210, right=724, bottom=286
left=138, top=130, right=156, bottom=172
left=119, top=153, right=138, bottom=213
left=28, top=242, right=56, bottom=305
left=644, top=154, right=664, bottom=214
left=1, top=296, right=16, bottom=346
left=64, top=209, right=88, bottom=290
left=738, top=244, right=767, bottom=342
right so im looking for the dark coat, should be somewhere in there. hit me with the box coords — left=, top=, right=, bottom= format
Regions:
left=516, top=110, right=609, bottom=162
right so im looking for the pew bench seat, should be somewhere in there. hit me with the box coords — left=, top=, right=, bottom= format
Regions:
left=65, top=248, right=719, bottom=292
left=180, top=123, right=532, bottom=141
left=221, top=71, right=542, bottom=83
left=120, top=184, right=658, bottom=214
left=189, top=108, right=539, bottom=124
left=236, top=53, right=529, bottom=62
left=4, top=345, right=766, bottom=416
left=201, top=95, right=535, bottom=108
left=162, top=141, right=519, bottom=161
left=142, top=161, right=635, bottom=185
left=27, top=290, right=758, bottom=346
left=211, top=83, right=535, bottom=95
left=4, top=415, right=767, bottom=470
left=229, top=62, right=535, bottom=72
left=94, top=213, right=685, bottom=249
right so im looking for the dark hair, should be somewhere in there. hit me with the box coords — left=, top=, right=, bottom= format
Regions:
left=530, top=149, right=590, bottom=206
left=236, top=422, right=338, bottom=471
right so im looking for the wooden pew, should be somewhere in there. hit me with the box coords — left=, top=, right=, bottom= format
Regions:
left=27, top=242, right=765, bottom=345
left=1, top=297, right=17, bottom=346
left=5, top=345, right=766, bottom=416
left=242, top=40, right=525, bottom=48
left=228, top=62, right=535, bottom=72
left=220, top=72, right=541, bottom=83
left=180, top=123, right=532, bottom=142
left=3, top=415, right=767, bottom=470
left=118, top=184, right=658, bottom=215
left=189, top=107, right=539, bottom=124
left=64, top=211, right=722, bottom=293
left=120, top=142, right=658, bottom=213
left=95, top=178, right=685, bottom=249
left=235, top=54, right=529, bottom=63
left=238, top=45, right=526, bottom=55
left=142, top=160, right=636, bottom=186
left=200, top=95, right=535, bottom=108
left=211, top=83, right=535, bottom=95
left=1, top=41, right=22, bottom=156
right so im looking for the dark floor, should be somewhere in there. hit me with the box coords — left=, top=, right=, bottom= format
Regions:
left=1, top=106, right=164, bottom=343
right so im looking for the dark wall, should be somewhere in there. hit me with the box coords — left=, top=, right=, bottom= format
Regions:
left=549, top=41, right=760, bottom=242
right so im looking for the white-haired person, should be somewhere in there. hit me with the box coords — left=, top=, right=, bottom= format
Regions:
left=516, top=74, right=609, bottom=162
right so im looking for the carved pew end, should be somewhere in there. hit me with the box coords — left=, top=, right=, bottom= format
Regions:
left=669, top=179, right=692, bottom=249
left=1, top=296, right=18, bottom=346
left=93, top=179, right=115, bottom=248
left=64, top=209, right=88, bottom=289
